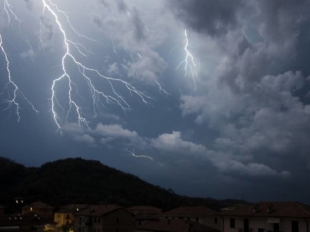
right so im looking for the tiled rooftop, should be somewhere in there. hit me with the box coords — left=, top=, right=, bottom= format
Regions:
left=75, top=205, right=120, bottom=216
left=221, top=202, right=310, bottom=218
left=137, top=219, right=220, bottom=232
left=127, top=206, right=162, bottom=214
left=162, top=206, right=219, bottom=217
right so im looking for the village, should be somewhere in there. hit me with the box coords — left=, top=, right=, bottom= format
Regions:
left=0, top=201, right=309, bottom=232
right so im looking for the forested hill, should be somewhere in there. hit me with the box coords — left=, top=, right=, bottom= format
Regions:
left=0, top=157, right=245, bottom=211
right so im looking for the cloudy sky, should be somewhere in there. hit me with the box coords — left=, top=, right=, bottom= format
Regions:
left=1, top=0, right=310, bottom=204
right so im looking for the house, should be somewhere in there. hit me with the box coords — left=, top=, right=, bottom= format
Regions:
left=221, top=202, right=310, bottom=232
left=127, top=206, right=162, bottom=224
left=74, top=205, right=135, bottom=232
left=136, top=218, right=220, bottom=232
left=22, top=202, right=54, bottom=218
left=0, top=212, right=56, bottom=232
left=54, top=204, right=88, bottom=229
left=160, top=206, right=220, bottom=230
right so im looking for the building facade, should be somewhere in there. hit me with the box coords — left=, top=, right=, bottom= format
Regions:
left=54, top=204, right=88, bottom=229
left=127, top=206, right=162, bottom=224
left=22, top=202, right=54, bottom=218
left=74, top=205, right=135, bottom=232
left=221, top=202, right=310, bottom=232
left=160, top=206, right=221, bottom=230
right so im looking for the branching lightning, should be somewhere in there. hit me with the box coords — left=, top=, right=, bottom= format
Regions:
left=177, top=29, right=197, bottom=90
left=39, top=0, right=153, bottom=131
left=0, top=35, right=20, bottom=120
left=3, top=0, right=22, bottom=25
left=0, top=0, right=169, bottom=132
left=126, top=148, right=154, bottom=161
left=0, top=1, right=38, bottom=120
left=0, top=35, right=39, bottom=121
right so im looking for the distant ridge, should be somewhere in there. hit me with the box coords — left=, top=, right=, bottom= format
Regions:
left=0, top=157, right=246, bottom=212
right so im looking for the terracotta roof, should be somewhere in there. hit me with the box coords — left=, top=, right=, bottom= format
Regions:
left=75, top=205, right=120, bottom=216
left=61, top=204, right=88, bottom=210
left=22, top=201, right=53, bottom=209
left=57, top=204, right=88, bottom=214
left=222, top=202, right=310, bottom=218
left=56, top=208, right=77, bottom=214
left=128, top=206, right=162, bottom=214
left=162, top=206, right=219, bottom=217
left=137, top=219, right=220, bottom=232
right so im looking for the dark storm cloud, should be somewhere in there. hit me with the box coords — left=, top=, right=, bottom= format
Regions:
left=179, top=0, right=310, bottom=180
left=131, top=8, right=145, bottom=41
left=98, top=0, right=110, bottom=8
left=92, top=16, right=103, bottom=28
left=255, top=0, right=310, bottom=51
left=116, top=0, right=128, bottom=13
left=168, top=0, right=244, bottom=37
left=39, top=16, right=54, bottom=41
left=23, top=0, right=33, bottom=11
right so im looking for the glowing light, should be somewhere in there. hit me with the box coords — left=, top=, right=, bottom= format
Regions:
left=177, top=29, right=197, bottom=90
left=126, top=148, right=154, bottom=161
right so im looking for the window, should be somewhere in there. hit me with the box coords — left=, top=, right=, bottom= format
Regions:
left=230, top=218, right=235, bottom=228
left=214, top=217, right=217, bottom=224
left=94, top=217, right=97, bottom=223
left=292, top=221, right=299, bottom=232
left=244, top=219, right=249, bottom=232
left=274, top=223, right=279, bottom=232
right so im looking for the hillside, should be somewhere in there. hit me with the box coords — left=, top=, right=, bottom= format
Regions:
left=0, top=157, right=245, bottom=211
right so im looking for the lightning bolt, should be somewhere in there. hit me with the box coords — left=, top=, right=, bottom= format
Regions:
left=1, top=1, right=166, bottom=129
left=0, top=35, right=39, bottom=121
left=155, top=81, right=170, bottom=95
left=126, top=148, right=154, bottom=161
left=177, top=29, right=197, bottom=90
left=39, top=0, right=152, bottom=131
left=1, top=1, right=39, bottom=120
left=3, top=0, right=22, bottom=25
left=0, top=35, right=20, bottom=120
